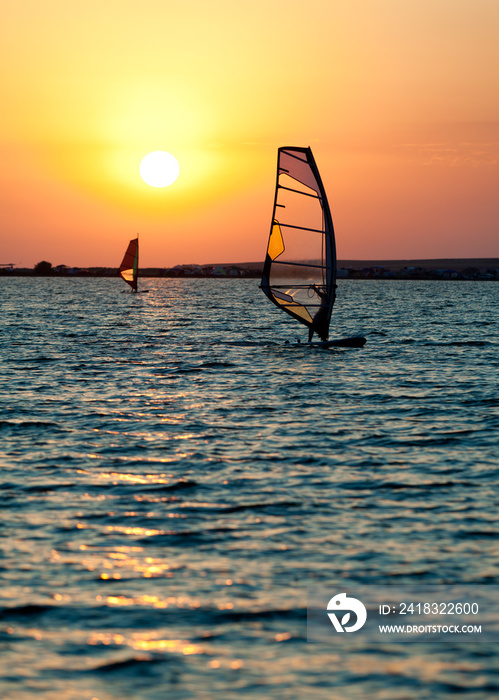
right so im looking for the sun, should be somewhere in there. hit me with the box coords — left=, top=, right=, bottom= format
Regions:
left=139, top=151, right=180, bottom=188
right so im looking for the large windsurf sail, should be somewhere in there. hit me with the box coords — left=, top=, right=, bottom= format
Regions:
left=261, top=147, right=337, bottom=341
left=119, top=237, right=139, bottom=292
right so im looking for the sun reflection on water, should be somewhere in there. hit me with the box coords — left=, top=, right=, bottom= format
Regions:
left=77, top=469, right=175, bottom=484
left=77, top=545, right=175, bottom=579
left=86, top=631, right=204, bottom=655
left=96, top=593, right=201, bottom=609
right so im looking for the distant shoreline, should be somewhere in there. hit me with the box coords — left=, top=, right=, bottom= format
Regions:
left=1, top=258, right=498, bottom=280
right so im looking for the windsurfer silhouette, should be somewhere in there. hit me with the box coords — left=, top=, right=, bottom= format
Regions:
left=308, top=284, right=336, bottom=342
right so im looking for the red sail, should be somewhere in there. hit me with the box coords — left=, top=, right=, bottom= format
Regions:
left=119, top=238, right=139, bottom=292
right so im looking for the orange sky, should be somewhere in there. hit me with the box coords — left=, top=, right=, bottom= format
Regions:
left=1, top=0, right=498, bottom=268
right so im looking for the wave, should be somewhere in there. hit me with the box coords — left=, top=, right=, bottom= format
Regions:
left=0, top=420, right=65, bottom=433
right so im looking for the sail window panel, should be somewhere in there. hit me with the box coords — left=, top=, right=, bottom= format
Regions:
left=269, top=225, right=324, bottom=272
left=287, top=286, right=323, bottom=311
left=279, top=150, right=321, bottom=194
left=276, top=179, right=324, bottom=233
left=278, top=172, right=321, bottom=203
left=269, top=263, right=325, bottom=284
left=270, top=175, right=328, bottom=286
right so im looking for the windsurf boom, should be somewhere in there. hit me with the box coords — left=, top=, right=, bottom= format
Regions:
left=261, top=147, right=336, bottom=342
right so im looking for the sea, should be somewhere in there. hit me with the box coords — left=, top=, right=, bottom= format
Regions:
left=1, top=276, right=498, bottom=700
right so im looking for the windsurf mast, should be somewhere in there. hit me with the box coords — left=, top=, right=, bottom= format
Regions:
left=261, top=147, right=337, bottom=341
left=119, top=236, right=139, bottom=292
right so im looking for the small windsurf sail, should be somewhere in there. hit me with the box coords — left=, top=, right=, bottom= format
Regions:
left=119, top=237, right=139, bottom=292
left=261, top=147, right=336, bottom=341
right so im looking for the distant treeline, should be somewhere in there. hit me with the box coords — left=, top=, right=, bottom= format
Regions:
left=2, top=259, right=498, bottom=281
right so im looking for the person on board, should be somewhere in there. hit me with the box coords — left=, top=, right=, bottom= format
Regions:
left=308, top=284, right=336, bottom=342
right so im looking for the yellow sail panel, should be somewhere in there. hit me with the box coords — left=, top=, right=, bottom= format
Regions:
left=267, top=221, right=285, bottom=260
left=272, top=293, right=313, bottom=323
left=120, top=268, right=135, bottom=282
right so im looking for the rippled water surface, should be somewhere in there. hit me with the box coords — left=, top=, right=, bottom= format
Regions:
left=1, top=277, right=498, bottom=699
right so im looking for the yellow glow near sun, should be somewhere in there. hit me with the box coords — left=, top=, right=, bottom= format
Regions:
left=139, top=151, right=180, bottom=188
